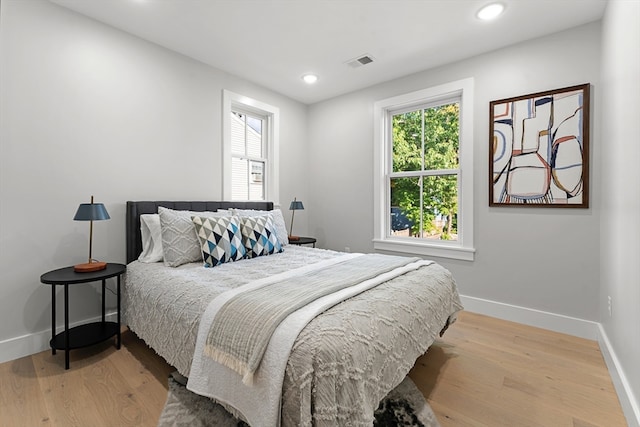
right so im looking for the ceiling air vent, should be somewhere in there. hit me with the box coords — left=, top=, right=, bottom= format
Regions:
left=346, top=54, right=375, bottom=68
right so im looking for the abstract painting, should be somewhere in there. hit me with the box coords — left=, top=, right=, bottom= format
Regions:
left=490, top=84, right=590, bottom=207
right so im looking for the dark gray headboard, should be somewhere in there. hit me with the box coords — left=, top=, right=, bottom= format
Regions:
left=126, top=201, right=274, bottom=264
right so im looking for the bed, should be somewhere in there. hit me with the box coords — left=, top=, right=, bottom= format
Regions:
left=123, top=200, right=463, bottom=427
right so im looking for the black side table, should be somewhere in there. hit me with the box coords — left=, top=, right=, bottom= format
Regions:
left=40, top=263, right=126, bottom=369
left=289, top=237, right=317, bottom=248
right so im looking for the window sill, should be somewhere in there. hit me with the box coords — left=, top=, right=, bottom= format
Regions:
left=373, top=238, right=475, bottom=261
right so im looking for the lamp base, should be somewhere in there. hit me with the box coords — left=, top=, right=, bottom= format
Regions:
left=288, top=235, right=300, bottom=241
left=74, top=261, right=107, bottom=273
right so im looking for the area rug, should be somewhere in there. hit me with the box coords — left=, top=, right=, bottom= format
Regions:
left=158, top=372, right=440, bottom=427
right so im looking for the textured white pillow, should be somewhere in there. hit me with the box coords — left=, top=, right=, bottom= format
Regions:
left=231, top=208, right=289, bottom=245
left=158, top=207, right=227, bottom=267
left=138, top=214, right=164, bottom=263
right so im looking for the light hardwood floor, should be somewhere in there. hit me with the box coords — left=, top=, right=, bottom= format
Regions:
left=0, top=311, right=627, bottom=427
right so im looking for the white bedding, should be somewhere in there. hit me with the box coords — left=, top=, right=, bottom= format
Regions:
left=123, top=245, right=463, bottom=426
left=188, top=254, right=435, bottom=427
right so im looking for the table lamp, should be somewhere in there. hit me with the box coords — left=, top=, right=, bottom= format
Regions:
left=73, top=195, right=110, bottom=272
left=288, top=197, right=304, bottom=241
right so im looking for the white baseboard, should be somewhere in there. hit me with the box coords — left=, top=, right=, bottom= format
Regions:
left=460, top=294, right=639, bottom=427
left=598, top=324, right=640, bottom=427
left=0, top=312, right=118, bottom=365
left=460, top=294, right=599, bottom=339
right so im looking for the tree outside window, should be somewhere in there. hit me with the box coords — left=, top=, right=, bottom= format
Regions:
left=390, top=102, right=460, bottom=240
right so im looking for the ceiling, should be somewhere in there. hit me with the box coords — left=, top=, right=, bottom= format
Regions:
left=49, top=0, right=607, bottom=105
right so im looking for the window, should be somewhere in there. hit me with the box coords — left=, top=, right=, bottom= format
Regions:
left=223, top=90, right=279, bottom=202
left=230, top=111, right=266, bottom=200
left=373, top=78, right=475, bottom=261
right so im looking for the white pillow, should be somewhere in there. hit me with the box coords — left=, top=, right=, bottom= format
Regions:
left=138, top=214, right=164, bottom=263
left=158, top=207, right=228, bottom=267
left=231, top=208, right=289, bottom=245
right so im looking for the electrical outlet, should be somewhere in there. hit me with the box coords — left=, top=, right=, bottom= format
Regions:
left=345, top=247, right=351, bottom=253
left=608, top=296, right=612, bottom=317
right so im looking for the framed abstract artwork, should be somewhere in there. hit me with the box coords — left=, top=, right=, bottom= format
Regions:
left=489, top=83, right=590, bottom=207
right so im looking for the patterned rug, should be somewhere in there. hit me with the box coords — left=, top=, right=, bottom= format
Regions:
left=158, top=372, right=440, bottom=427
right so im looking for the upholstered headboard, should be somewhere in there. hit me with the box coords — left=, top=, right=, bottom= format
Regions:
left=125, top=201, right=274, bottom=264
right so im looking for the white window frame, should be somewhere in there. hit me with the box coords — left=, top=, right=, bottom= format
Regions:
left=373, top=78, right=475, bottom=261
left=223, top=90, right=279, bottom=203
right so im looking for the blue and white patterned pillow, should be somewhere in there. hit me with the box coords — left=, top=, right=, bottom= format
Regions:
left=231, top=208, right=289, bottom=245
left=240, top=214, right=283, bottom=258
left=191, top=215, right=246, bottom=267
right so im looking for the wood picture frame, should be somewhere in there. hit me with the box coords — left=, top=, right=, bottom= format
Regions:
left=489, top=83, right=590, bottom=207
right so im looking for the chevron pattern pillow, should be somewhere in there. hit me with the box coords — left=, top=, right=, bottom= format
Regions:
left=240, top=214, right=283, bottom=258
left=191, top=215, right=246, bottom=267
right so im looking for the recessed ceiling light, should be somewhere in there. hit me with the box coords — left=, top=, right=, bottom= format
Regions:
left=302, top=74, right=318, bottom=84
left=477, top=3, right=505, bottom=21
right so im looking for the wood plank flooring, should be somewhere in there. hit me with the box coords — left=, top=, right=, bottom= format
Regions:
left=410, top=312, right=626, bottom=427
left=0, top=311, right=627, bottom=426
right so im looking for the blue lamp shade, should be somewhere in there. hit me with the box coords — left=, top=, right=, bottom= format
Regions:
left=73, top=196, right=110, bottom=273
left=288, top=198, right=304, bottom=241
left=289, top=200, right=304, bottom=211
left=73, top=203, right=110, bottom=221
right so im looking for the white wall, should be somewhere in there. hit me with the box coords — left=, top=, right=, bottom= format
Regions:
left=1, top=0, right=638, bottom=419
left=0, top=0, right=309, bottom=360
left=308, top=23, right=602, bottom=322
left=599, top=0, right=640, bottom=423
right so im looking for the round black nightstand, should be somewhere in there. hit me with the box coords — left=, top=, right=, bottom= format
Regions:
left=289, top=237, right=317, bottom=247
left=40, top=263, right=126, bottom=369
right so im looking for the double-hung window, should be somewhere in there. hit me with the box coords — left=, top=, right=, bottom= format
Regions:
left=230, top=110, right=266, bottom=200
left=223, top=90, right=279, bottom=202
left=373, top=78, right=475, bottom=261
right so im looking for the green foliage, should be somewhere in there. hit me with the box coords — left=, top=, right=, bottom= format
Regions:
left=391, top=103, right=459, bottom=239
